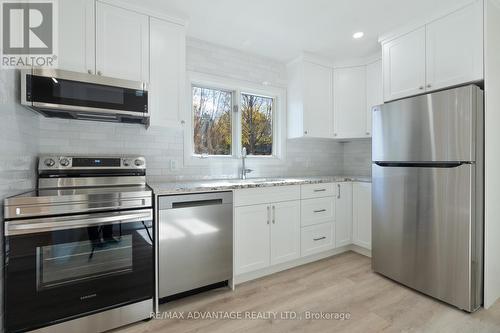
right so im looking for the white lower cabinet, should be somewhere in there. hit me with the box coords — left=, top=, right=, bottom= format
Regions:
left=235, top=181, right=371, bottom=276
left=334, top=182, right=353, bottom=248
left=352, top=182, right=372, bottom=250
left=301, top=222, right=334, bottom=257
left=270, top=201, right=301, bottom=265
left=235, top=199, right=300, bottom=275
left=234, top=204, right=271, bottom=274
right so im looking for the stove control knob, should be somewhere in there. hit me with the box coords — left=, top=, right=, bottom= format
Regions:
left=123, top=159, right=131, bottom=167
left=44, top=158, right=55, bottom=167
left=59, top=158, right=70, bottom=167
left=134, top=159, right=144, bottom=167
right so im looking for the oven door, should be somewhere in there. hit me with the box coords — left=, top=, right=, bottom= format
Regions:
left=4, top=209, right=154, bottom=333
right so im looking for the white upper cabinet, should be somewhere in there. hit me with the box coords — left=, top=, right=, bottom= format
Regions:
left=383, top=27, right=426, bottom=102
left=333, top=66, right=367, bottom=139
left=365, top=59, right=383, bottom=136
left=57, top=0, right=95, bottom=73
left=149, top=17, right=186, bottom=128
left=381, top=1, right=484, bottom=102
left=287, top=59, right=333, bottom=138
left=426, top=1, right=483, bottom=91
left=96, top=2, right=149, bottom=82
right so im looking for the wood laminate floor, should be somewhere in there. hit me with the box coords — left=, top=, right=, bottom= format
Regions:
left=114, top=252, right=500, bottom=333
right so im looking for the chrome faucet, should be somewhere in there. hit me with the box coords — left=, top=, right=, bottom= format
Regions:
left=241, top=147, right=253, bottom=180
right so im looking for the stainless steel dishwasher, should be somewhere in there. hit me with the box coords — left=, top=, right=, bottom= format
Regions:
left=158, top=191, right=233, bottom=300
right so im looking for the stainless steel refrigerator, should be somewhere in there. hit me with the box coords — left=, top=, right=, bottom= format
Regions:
left=372, top=85, right=484, bottom=312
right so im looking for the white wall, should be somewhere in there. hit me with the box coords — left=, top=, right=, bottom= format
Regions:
left=0, top=70, right=39, bottom=203
left=483, top=0, right=500, bottom=309
left=0, top=69, right=39, bottom=332
left=343, top=140, right=372, bottom=177
left=38, top=38, right=345, bottom=181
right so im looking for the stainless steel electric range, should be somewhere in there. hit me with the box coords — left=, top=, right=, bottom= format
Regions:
left=3, top=156, right=154, bottom=333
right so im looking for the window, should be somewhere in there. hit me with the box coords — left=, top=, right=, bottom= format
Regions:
left=187, top=73, right=285, bottom=162
left=241, top=93, right=273, bottom=156
left=192, top=86, right=232, bottom=156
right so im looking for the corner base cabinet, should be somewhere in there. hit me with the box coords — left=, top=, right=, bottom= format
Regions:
left=352, top=182, right=372, bottom=250
left=334, top=182, right=353, bottom=247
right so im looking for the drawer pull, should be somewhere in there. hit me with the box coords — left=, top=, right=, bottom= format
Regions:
left=313, top=189, right=326, bottom=192
left=313, top=236, right=326, bottom=241
left=313, top=209, right=326, bottom=213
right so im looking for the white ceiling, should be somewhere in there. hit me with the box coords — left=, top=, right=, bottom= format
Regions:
left=124, top=0, right=470, bottom=63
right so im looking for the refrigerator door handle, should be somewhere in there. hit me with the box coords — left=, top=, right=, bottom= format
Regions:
left=373, top=161, right=468, bottom=168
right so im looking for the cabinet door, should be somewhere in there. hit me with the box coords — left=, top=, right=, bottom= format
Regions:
left=383, top=27, right=426, bottom=101
left=57, top=0, right=95, bottom=73
left=366, top=59, right=383, bottom=137
left=303, top=61, right=333, bottom=138
left=150, top=18, right=186, bottom=128
left=96, top=2, right=149, bottom=81
left=426, top=1, right=483, bottom=91
left=352, top=182, right=372, bottom=250
left=333, top=66, right=367, bottom=139
left=270, top=201, right=300, bottom=265
left=335, top=182, right=353, bottom=247
left=235, top=204, right=270, bottom=274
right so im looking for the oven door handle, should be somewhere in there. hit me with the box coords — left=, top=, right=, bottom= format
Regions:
left=5, top=209, right=153, bottom=236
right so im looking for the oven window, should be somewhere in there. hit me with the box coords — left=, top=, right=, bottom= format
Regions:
left=37, top=229, right=133, bottom=290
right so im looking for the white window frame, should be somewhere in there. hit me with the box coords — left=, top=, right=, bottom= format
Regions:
left=184, top=71, right=286, bottom=166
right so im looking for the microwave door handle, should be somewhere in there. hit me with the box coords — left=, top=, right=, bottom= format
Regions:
left=5, top=210, right=152, bottom=236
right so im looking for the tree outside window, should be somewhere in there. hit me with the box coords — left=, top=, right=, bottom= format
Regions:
left=192, top=86, right=275, bottom=157
left=192, top=86, right=232, bottom=155
left=241, top=93, right=273, bottom=156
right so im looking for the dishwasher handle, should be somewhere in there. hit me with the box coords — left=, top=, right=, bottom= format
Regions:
left=159, top=191, right=233, bottom=209
left=172, top=199, right=222, bottom=208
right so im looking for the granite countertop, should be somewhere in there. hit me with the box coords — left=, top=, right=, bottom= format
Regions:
left=148, top=176, right=371, bottom=195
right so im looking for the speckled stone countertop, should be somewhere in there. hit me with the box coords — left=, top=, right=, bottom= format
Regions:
left=149, top=176, right=371, bottom=195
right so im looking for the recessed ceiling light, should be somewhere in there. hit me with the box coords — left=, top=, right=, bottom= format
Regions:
left=353, top=32, right=364, bottom=39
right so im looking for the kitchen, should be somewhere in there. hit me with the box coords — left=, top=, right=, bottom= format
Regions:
left=1, top=0, right=500, bottom=332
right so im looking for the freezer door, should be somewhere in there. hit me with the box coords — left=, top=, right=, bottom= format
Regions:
left=372, top=163, right=482, bottom=312
left=372, top=85, right=482, bottom=162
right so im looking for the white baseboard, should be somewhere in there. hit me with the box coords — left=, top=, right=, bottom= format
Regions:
left=235, top=245, right=371, bottom=285
left=349, top=244, right=372, bottom=257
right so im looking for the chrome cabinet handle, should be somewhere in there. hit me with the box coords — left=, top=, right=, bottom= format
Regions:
left=427, top=84, right=432, bottom=88
left=313, top=236, right=326, bottom=241
left=419, top=86, right=424, bottom=90
left=337, top=184, right=341, bottom=199
left=272, top=205, right=276, bottom=224
left=267, top=206, right=270, bottom=225
left=313, top=209, right=326, bottom=213
left=97, top=71, right=102, bottom=76
left=313, top=189, right=326, bottom=192
left=87, top=69, right=92, bottom=74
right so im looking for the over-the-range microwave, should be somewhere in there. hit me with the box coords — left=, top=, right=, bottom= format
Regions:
left=21, top=68, right=149, bottom=125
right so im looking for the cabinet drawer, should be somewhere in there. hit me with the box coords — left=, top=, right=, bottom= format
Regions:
left=301, top=183, right=335, bottom=199
left=234, top=185, right=300, bottom=207
left=301, top=222, right=334, bottom=257
left=301, top=197, right=335, bottom=227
